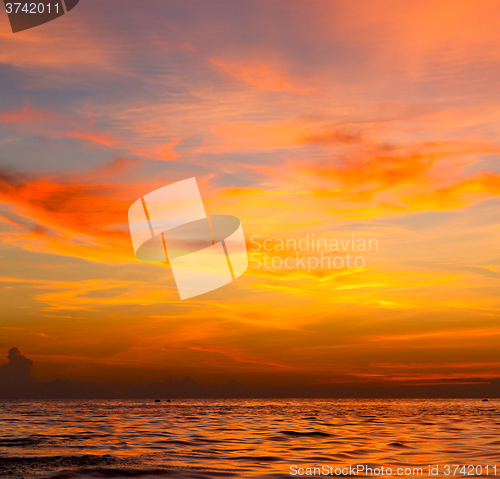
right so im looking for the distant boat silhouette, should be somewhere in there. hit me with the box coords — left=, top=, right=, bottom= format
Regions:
left=155, top=399, right=161, bottom=403
left=482, top=399, right=489, bottom=402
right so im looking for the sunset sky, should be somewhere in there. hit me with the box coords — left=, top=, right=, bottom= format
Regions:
left=1, top=0, right=500, bottom=391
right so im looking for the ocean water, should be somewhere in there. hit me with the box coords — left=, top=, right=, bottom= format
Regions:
left=0, top=399, right=499, bottom=478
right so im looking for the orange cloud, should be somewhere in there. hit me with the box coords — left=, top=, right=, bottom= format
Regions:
left=0, top=14, right=120, bottom=80
left=0, top=106, right=60, bottom=124
left=68, top=131, right=122, bottom=149
left=209, top=119, right=360, bottom=151
left=188, top=345, right=296, bottom=370
left=0, top=167, right=137, bottom=263
left=209, top=57, right=314, bottom=94
left=0, top=105, right=182, bottom=161
left=154, top=137, right=182, bottom=161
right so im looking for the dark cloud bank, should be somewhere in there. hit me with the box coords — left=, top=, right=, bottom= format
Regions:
left=0, top=348, right=499, bottom=399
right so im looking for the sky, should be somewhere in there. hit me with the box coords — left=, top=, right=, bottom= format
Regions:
left=1, top=0, right=500, bottom=394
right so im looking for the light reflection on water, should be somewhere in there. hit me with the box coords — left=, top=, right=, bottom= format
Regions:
left=0, top=399, right=499, bottom=478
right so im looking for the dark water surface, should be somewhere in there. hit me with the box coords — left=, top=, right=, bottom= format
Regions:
left=0, top=399, right=499, bottom=478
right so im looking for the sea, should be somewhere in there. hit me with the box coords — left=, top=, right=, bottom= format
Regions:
left=0, top=399, right=499, bottom=478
